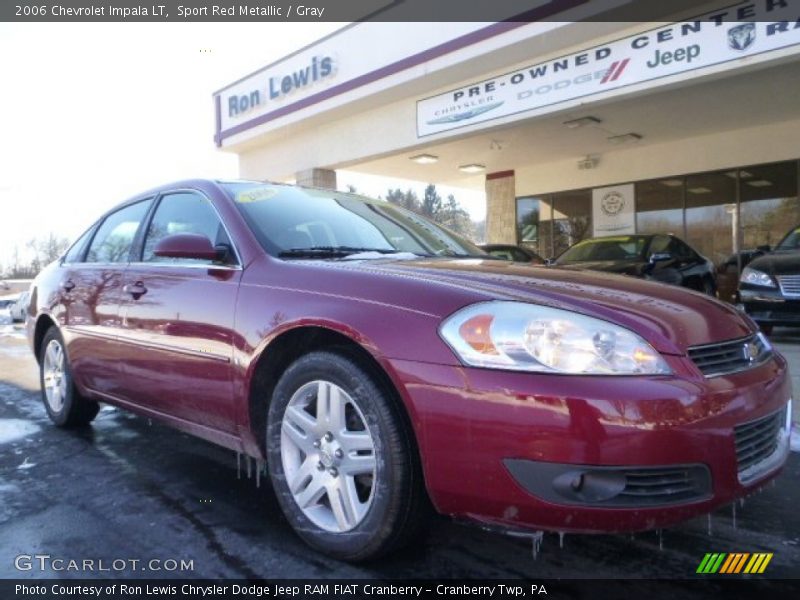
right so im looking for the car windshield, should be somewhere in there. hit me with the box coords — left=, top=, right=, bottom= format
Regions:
left=776, top=226, right=800, bottom=251
left=222, top=183, right=486, bottom=259
left=556, top=236, right=649, bottom=263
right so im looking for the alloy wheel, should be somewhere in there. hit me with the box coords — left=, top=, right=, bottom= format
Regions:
left=42, top=339, right=67, bottom=413
left=280, top=380, right=377, bottom=532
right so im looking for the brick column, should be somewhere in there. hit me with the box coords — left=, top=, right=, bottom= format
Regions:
left=485, top=170, right=516, bottom=244
left=296, top=168, right=337, bottom=190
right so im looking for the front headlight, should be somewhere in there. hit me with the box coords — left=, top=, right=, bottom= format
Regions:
left=740, top=267, right=776, bottom=288
left=439, top=302, right=672, bottom=375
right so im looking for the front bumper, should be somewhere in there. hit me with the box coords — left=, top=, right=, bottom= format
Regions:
left=740, top=286, right=800, bottom=326
left=390, top=351, right=791, bottom=533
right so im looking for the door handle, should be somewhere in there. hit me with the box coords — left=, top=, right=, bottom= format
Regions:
left=123, top=282, right=148, bottom=299
left=61, top=280, right=75, bottom=292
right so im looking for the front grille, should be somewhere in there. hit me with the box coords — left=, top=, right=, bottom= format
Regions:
left=616, top=466, right=711, bottom=506
left=734, top=410, right=783, bottom=475
left=777, top=274, right=800, bottom=298
left=687, top=334, right=771, bottom=377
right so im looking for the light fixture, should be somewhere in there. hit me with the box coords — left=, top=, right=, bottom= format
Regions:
left=660, top=179, right=683, bottom=187
left=410, top=153, right=439, bottom=164
left=607, top=133, right=642, bottom=144
left=688, top=187, right=712, bottom=194
left=725, top=170, right=754, bottom=179
left=459, top=163, right=486, bottom=174
left=747, top=180, right=773, bottom=187
left=563, top=116, right=602, bottom=129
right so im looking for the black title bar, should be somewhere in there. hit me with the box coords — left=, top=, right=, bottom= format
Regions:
left=2, top=0, right=782, bottom=23
left=3, top=579, right=800, bottom=600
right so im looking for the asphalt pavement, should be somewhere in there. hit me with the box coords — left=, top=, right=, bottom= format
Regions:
left=0, top=322, right=799, bottom=580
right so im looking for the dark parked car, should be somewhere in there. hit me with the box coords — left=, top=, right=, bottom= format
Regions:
left=552, top=234, right=716, bottom=295
left=27, top=180, right=790, bottom=561
left=480, top=244, right=545, bottom=265
left=739, top=225, right=800, bottom=333
left=716, top=248, right=770, bottom=304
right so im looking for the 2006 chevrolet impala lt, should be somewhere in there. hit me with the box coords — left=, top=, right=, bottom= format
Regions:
left=27, top=180, right=792, bottom=560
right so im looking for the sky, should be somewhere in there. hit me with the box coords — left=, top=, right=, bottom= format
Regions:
left=0, top=22, right=486, bottom=270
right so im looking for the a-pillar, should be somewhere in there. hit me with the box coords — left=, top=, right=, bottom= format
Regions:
left=485, top=170, right=516, bottom=244
left=296, top=168, right=337, bottom=190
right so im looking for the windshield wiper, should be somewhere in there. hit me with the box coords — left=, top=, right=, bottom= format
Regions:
left=278, top=246, right=403, bottom=258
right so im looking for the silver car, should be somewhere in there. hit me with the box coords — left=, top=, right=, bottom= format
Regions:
left=10, top=291, right=30, bottom=322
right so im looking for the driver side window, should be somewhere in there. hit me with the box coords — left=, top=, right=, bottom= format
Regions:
left=142, top=192, right=233, bottom=264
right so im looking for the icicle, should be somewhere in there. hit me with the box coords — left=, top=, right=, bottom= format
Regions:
left=247, top=456, right=252, bottom=479
left=732, top=503, right=737, bottom=530
left=236, top=452, right=241, bottom=480
left=707, top=514, right=712, bottom=536
left=530, top=531, right=544, bottom=560
left=558, top=532, right=565, bottom=549
left=658, top=529, right=663, bottom=551
left=256, top=459, right=261, bottom=488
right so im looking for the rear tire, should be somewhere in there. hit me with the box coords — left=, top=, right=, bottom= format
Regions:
left=266, top=350, right=428, bottom=561
left=39, top=327, right=99, bottom=427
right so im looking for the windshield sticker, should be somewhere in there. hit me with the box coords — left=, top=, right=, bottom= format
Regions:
left=236, top=187, right=278, bottom=203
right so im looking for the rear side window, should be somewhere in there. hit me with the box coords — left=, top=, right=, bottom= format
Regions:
left=142, top=192, right=232, bottom=263
left=63, top=225, right=97, bottom=264
left=85, top=200, right=151, bottom=264
left=669, top=238, right=696, bottom=260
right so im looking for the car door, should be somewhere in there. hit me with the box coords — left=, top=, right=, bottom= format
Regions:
left=116, top=190, right=242, bottom=433
left=59, top=199, right=153, bottom=398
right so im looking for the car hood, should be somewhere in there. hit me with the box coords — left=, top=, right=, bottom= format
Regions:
left=747, top=250, right=800, bottom=276
left=553, top=260, right=644, bottom=276
left=308, top=257, right=753, bottom=356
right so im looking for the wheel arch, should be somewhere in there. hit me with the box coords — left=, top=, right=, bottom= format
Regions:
left=245, top=325, right=425, bottom=479
left=32, top=313, right=58, bottom=365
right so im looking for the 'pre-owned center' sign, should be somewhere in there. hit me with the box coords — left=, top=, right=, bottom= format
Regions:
left=417, top=0, right=800, bottom=137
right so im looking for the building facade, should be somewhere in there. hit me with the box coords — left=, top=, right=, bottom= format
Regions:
left=214, top=0, right=800, bottom=270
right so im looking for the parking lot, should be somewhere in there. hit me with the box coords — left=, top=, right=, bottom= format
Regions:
left=0, top=321, right=798, bottom=580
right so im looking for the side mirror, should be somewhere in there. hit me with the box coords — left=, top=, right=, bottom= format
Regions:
left=649, top=252, right=672, bottom=264
left=757, top=244, right=771, bottom=252
left=153, top=233, right=219, bottom=261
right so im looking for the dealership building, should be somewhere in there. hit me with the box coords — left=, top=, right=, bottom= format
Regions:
left=214, top=0, right=800, bottom=266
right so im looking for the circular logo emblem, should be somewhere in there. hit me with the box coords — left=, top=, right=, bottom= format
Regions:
left=600, top=191, right=626, bottom=217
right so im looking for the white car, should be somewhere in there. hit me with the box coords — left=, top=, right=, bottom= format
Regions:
left=0, top=296, right=15, bottom=325
left=10, top=291, right=30, bottom=322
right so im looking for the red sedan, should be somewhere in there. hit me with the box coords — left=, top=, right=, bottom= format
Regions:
left=27, top=180, right=792, bottom=561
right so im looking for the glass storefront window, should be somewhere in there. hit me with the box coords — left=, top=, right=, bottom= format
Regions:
left=516, top=197, right=540, bottom=243
left=739, top=161, right=799, bottom=251
left=552, top=189, right=592, bottom=257
left=685, top=171, right=737, bottom=265
left=515, top=161, right=799, bottom=304
left=538, top=196, right=553, bottom=259
left=635, top=178, right=684, bottom=236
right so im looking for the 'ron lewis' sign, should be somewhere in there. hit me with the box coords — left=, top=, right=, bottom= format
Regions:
left=226, top=55, right=336, bottom=120
left=416, top=0, right=800, bottom=137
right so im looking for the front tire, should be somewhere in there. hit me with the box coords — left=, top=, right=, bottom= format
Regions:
left=39, top=327, right=99, bottom=427
left=266, top=350, right=427, bottom=561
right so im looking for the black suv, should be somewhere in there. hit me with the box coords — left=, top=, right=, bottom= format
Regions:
left=739, top=225, right=800, bottom=333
